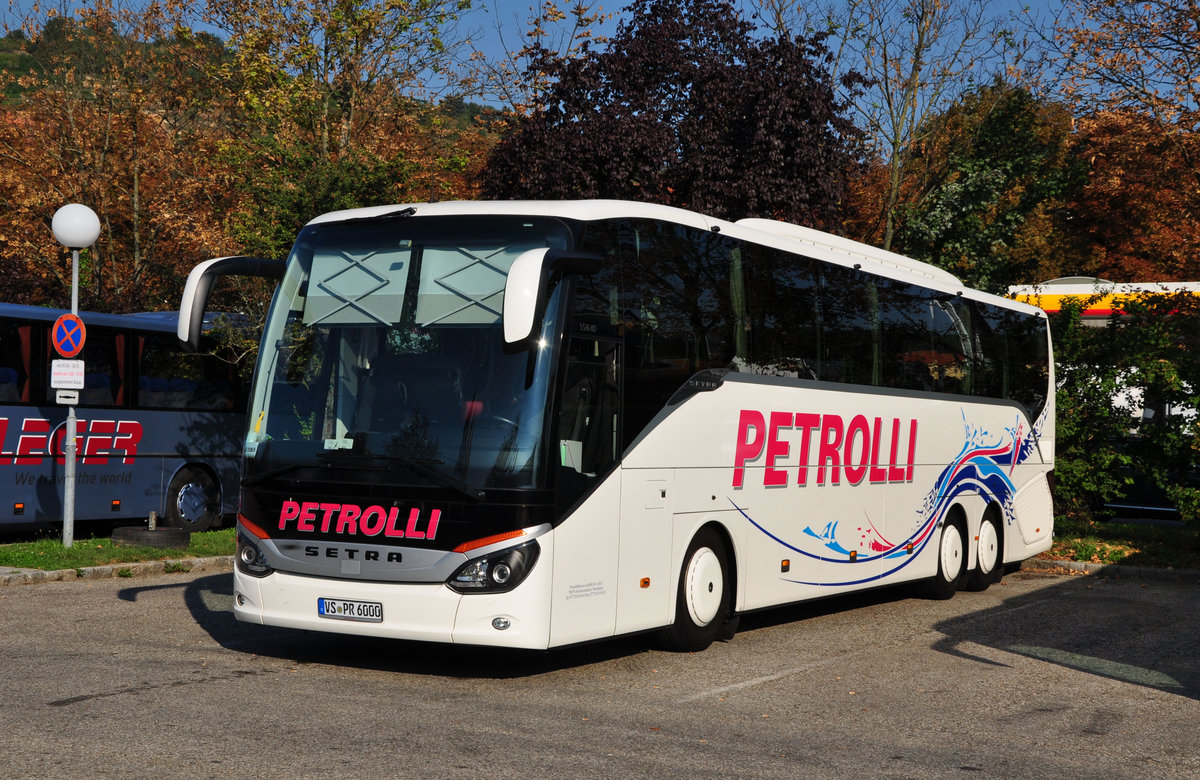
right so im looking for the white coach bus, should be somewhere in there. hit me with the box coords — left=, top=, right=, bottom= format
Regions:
left=180, top=200, right=1054, bottom=651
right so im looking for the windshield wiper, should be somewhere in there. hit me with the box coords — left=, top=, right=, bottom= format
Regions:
left=316, top=450, right=485, bottom=502
left=338, top=206, right=417, bottom=225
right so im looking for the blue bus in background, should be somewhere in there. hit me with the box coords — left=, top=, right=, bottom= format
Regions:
left=0, top=303, right=247, bottom=532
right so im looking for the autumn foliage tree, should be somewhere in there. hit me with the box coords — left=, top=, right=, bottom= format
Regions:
left=1064, top=111, right=1200, bottom=282
left=482, top=0, right=865, bottom=229
left=1052, top=0, right=1200, bottom=281
left=0, top=0, right=491, bottom=313
left=0, top=2, right=236, bottom=311
left=201, top=0, right=486, bottom=260
left=892, top=82, right=1086, bottom=292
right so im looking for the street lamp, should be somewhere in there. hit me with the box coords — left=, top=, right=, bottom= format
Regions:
left=51, top=203, right=101, bottom=548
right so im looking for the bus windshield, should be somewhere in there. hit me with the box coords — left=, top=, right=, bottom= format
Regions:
left=245, top=214, right=573, bottom=492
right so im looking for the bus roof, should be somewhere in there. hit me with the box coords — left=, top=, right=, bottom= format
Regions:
left=0, top=303, right=230, bottom=334
left=305, top=200, right=1039, bottom=317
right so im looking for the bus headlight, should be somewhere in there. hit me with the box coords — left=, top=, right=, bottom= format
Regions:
left=236, top=532, right=273, bottom=578
left=447, top=540, right=540, bottom=594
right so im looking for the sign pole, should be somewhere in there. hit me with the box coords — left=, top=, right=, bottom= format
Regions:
left=63, top=247, right=79, bottom=548
left=52, top=204, right=100, bottom=550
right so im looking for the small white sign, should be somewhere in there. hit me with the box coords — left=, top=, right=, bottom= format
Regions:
left=56, top=389, right=80, bottom=405
left=51, top=359, right=86, bottom=390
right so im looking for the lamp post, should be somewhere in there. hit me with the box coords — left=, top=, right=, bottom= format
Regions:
left=51, top=204, right=101, bottom=548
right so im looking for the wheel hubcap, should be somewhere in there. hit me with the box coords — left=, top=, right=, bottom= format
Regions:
left=978, top=520, right=999, bottom=575
left=176, top=483, right=209, bottom=525
left=940, top=525, right=963, bottom=581
left=685, top=547, right=724, bottom=627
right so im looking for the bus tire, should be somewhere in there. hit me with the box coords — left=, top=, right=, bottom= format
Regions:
left=163, top=467, right=219, bottom=533
left=966, top=512, right=1002, bottom=592
left=659, top=528, right=736, bottom=652
left=921, top=517, right=966, bottom=600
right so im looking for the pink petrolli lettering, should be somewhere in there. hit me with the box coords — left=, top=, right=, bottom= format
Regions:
left=843, top=414, right=871, bottom=485
left=404, top=508, right=426, bottom=539
left=793, top=412, right=820, bottom=486
left=297, top=502, right=318, bottom=532
left=764, top=411, right=793, bottom=487
left=359, top=506, right=388, bottom=536
left=887, top=418, right=906, bottom=483
left=278, top=500, right=301, bottom=529
left=732, top=409, right=766, bottom=488
left=318, top=502, right=339, bottom=533
left=384, top=506, right=405, bottom=538
left=816, top=414, right=844, bottom=485
left=906, top=419, right=918, bottom=481
left=335, top=503, right=362, bottom=534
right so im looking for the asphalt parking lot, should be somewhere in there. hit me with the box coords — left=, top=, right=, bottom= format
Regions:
left=2, top=564, right=1198, bottom=778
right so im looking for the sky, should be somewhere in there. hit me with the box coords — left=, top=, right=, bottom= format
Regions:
left=3, top=0, right=1064, bottom=100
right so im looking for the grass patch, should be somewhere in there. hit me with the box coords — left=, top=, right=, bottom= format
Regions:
left=0, top=527, right=235, bottom=571
left=1045, top=517, right=1200, bottom=570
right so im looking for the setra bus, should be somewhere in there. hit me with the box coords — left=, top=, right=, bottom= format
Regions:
left=182, top=200, right=1055, bottom=651
left=0, top=303, right=249, bottom=532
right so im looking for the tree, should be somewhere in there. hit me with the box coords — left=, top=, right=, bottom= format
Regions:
left=0, top=1, right=236, bottom=312
left=202, top=0, right=482, bottom=259
left=1050, top=292, right=1200, bottom=526
left=1047, top=298, right=1137, bottom=522
left=467, top=0, right=611, bottom=117
left=772, top=0, right=1034, bottom=249
left=1055, top=0, right=1199, bottom=131
left=891, top=82, right=1086, bottom=292
left=482, top=0, right=864, bottom=229
left=1057, top=111, right=1200, bottom=283
left=1050, top=0, right=1200, bottom=281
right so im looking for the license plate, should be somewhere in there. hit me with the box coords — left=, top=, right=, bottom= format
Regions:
left=317, top=597, right=383, bottom=623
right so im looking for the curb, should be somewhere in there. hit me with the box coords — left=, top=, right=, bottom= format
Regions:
left=1024, top=555, right=1200, bottom=585
left=0, top=556, right=234, bottom=587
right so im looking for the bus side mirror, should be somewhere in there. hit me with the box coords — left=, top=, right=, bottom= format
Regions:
left=503, top=249, right=604, bottom=346
left=178, top=256, right=284, bottom=352
left=503, top=248, right=549, bottom=346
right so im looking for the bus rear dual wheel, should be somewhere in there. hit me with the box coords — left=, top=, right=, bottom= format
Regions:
left=924, top=513, right=1002, bottom=599
left=659, top=527, right=738, bottom=652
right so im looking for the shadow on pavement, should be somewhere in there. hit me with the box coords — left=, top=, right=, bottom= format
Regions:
left=120, top=573, right=652, bottom=678
left=930, top=571, right=1200, bottom=701
left=121, top=568, right=1200, bottom=694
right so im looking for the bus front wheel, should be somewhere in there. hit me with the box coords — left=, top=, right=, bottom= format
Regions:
left=921, top=517, right=966, bottom=600
left=659, top=528, right=737, bottom=652
left=164, top=467, right=219, bottom=532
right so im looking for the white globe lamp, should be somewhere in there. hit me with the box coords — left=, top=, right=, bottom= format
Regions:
left=52, top=203, right=101, bottom=248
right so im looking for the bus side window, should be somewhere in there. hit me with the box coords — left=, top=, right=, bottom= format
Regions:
left=0, top=320, right=31, bottom=403
left=0, top=367, right=17, bottom=402
left=72, top=328, right=125, bottom=407
left=558, top=338, right=619, bottom=476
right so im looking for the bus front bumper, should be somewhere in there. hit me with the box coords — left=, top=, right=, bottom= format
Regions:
left=233, top=567, right=553, bottom=649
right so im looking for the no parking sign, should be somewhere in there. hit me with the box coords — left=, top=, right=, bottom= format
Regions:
left=52, top=313, right=86, bottom=358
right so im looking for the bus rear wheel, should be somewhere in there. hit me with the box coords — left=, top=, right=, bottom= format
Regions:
left=659, top=528, right=737, bottom=652
left=966, top=513, right=1002, bottom=591
left=921, top=518, right=966, bottom=600
left=163, top=467, right=219, bottom=532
